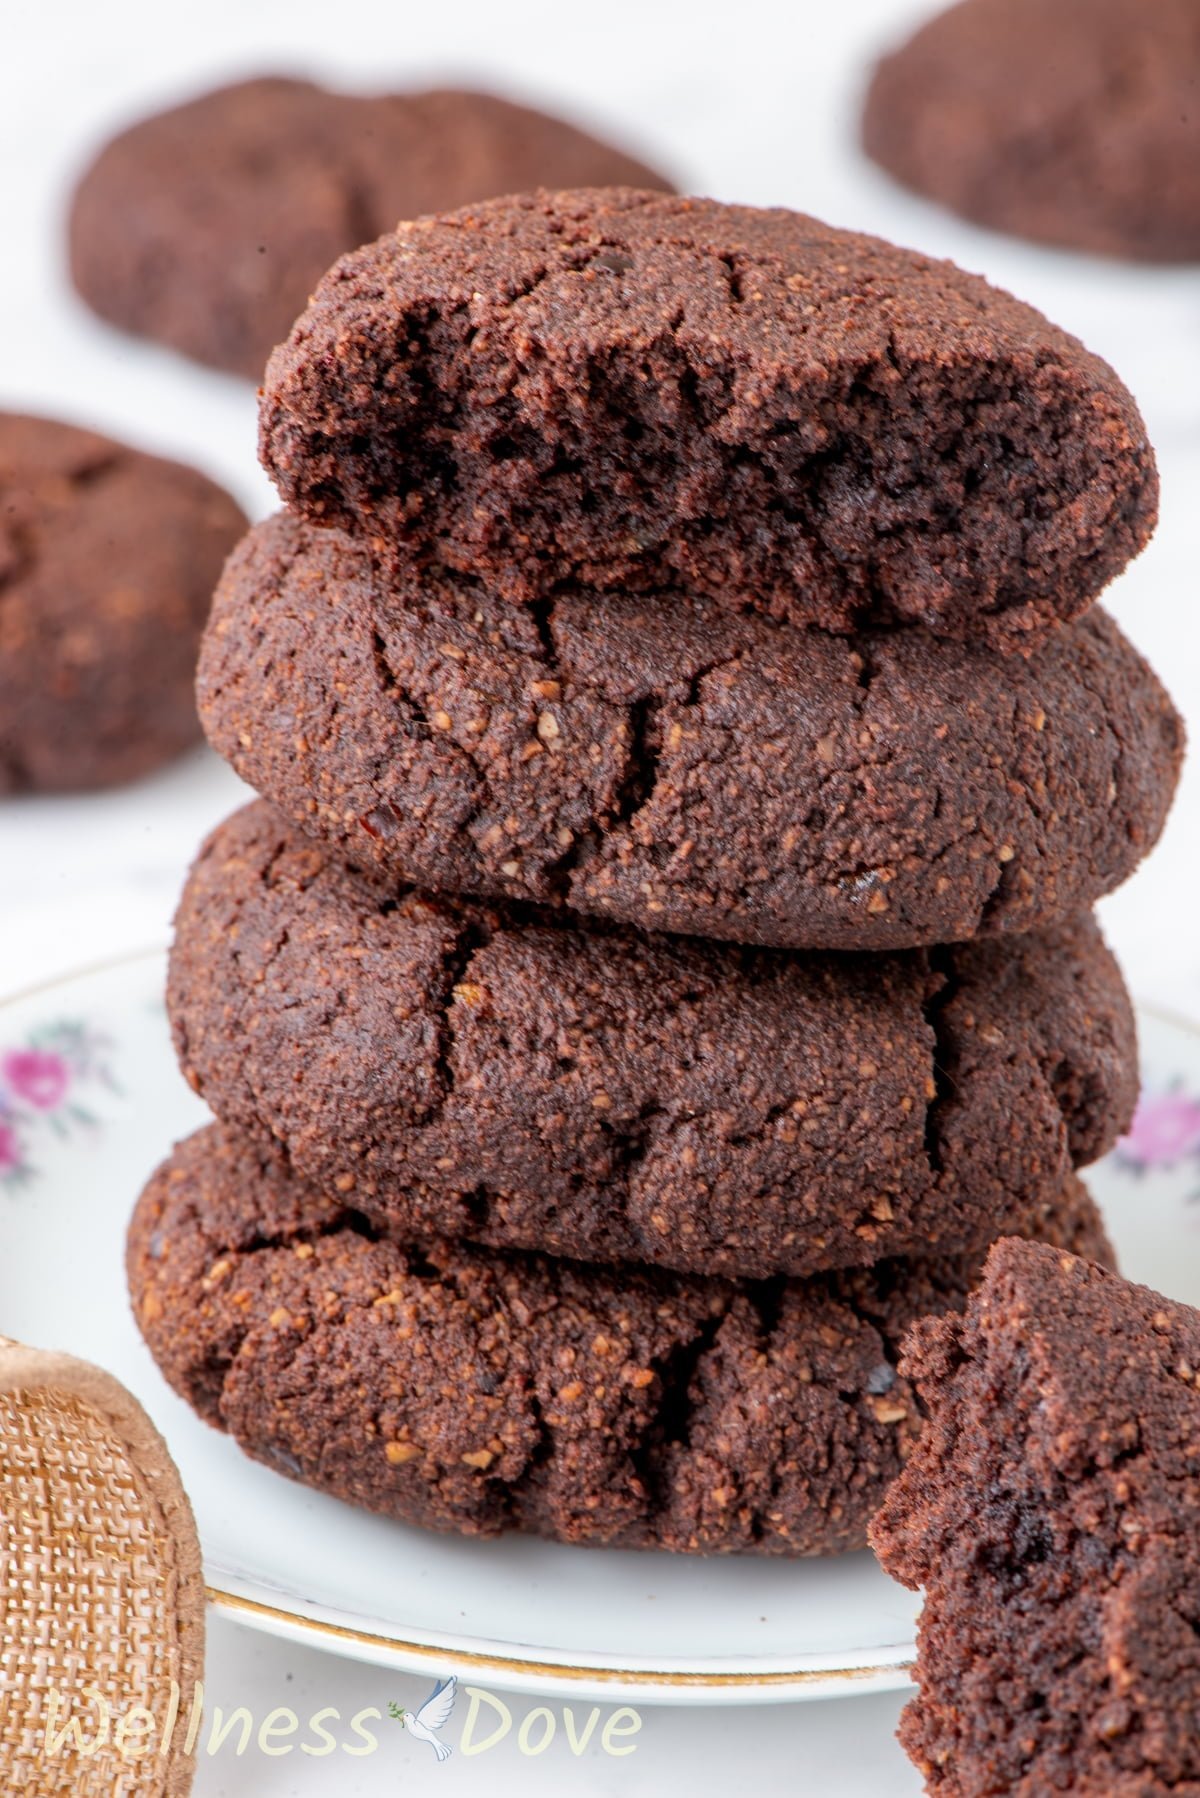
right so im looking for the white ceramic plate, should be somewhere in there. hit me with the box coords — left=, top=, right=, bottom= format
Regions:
left=3, top=951, right=1199, bottom=1706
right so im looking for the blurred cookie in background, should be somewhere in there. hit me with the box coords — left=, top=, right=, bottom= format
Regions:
left=862, top=0, right=1200, bottom=261
left=68, top=76, right=675, bottom=379
left=0, top=413, right=246, bottom=793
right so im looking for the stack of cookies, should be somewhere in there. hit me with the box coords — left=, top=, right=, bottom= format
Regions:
left=129, top=190, right=1183, bottom=1556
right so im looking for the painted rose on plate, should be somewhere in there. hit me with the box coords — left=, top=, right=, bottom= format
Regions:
left=1117, top=1080, right=1200, bottom=1201
left=0, top=1021, right=117, bottom=1187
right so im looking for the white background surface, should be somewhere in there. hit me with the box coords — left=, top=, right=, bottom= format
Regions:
left=1, top=0, right=1198, bottom=1791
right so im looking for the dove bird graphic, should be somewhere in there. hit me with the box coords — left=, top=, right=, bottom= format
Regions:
left=389, top=1677, right=457, bottom=1762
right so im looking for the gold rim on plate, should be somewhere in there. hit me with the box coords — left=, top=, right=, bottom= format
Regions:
left=206, top=1584, right=913, bottom=1691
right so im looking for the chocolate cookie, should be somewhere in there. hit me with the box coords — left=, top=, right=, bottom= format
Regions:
left=863, top=0, right=1200, bottom=263
left=0, top=413, right=246, bottom=793
left=167, top=802, right=1136, bottom=1281
left=129, top=1126, right=1113, bottom=1554
left=871, top=1240, right=1200, bottom=1795
left=70, top=78, right=672, bottom=379
left=260, top=189, right=1157, bottom=649
left=201, top=511, right=1183, bottom=952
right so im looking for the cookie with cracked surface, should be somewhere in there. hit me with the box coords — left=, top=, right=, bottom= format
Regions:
left=259, top=188, right=1157, bottom=649
left=167, top=802, right=1137, bottom=1281
left=871, top=1239, right=1200, bottom=1795
left=129, top=1126, right=1114, bottom=1554
left=0, top=413, right=246, bottom=793
left=863, top=0, right=1200, bottom=263
left=69, top=78, right=672, bottom=380
left=201, top=511, right=1182, bottom=952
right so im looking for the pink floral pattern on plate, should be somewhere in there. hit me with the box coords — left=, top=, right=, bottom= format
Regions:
left=0, top=1022, right=118, bottom=1186
left=1117, top=1081, right=1200, bottom=1198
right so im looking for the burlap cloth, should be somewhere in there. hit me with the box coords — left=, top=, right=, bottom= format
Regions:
left=0, top=1338, right=204, bottom=1795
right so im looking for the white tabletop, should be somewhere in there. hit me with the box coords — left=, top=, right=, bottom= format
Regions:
left=2, top=1, right=1197, bottom=1791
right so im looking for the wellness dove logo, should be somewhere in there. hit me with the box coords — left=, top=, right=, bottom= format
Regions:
left=388, top=1676, right=457, bottom=1763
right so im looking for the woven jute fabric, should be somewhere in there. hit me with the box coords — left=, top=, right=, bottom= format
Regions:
left=0, top=1339, right=204, bottom=1795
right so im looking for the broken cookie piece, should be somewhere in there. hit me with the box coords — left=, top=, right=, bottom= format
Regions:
left=872, top=1238, right=1200, bottom=1796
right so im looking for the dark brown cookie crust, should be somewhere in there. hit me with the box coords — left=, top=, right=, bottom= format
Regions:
left=129, top=1126, right=1113, bottom=1554
left=201, top=512, right=1182, bottom=952
left=0, top=413, right=246, bottom=793
left=863, top=0, right=1200, bottom=264
left=69, top=79, right=672, bottom=380
left=871, top=1240, right=1200, bottom=1796
left=259, top=189, right=1157, bottom=649
left=167, top=802, right=1137, bottom=1281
